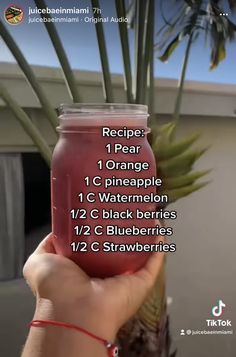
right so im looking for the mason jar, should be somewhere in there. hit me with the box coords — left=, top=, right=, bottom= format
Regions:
left=51, top=104, right=157, bottom=277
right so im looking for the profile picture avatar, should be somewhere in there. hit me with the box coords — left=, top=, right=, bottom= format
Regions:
left=4, top=5, right=24, bottom=25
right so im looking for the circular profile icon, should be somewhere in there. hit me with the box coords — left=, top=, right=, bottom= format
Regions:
left=4, top=5, right=24, bottom=25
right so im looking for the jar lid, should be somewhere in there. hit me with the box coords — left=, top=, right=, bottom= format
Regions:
left=58, top=103, right=148, bottom=116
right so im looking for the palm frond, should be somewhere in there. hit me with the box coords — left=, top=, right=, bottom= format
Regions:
left=0, top=81, right=52, bottom=166
left=126, top=0, right=137, bottom=29
left=135, top=0, right=150, bottom=103
left=34, top=0, right=81, bottom=103
left=147, top=0, right=155, bottom=115
left=91, top=0, right=114, bottom=103
left=0, top=20, right=58, bottom=132
left=115, top=0, right=134, bottom=103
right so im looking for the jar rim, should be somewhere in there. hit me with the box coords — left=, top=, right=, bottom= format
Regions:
left=59, top=103, right=148, bottom=116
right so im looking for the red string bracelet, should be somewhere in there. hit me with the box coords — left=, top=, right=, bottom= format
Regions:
left=29, top=320, right=119, bottom=357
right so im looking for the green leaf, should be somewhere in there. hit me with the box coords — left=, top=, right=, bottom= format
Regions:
left=158, top=147, right=209, bottom=177
left=158, top=122, right=177, bottom=140
left=209, top=19, right=227, bottom=70
left=210, top=41, right=226, bottom=70
left=162, top=170, right=211, bottom=189
left=161, top=181, right=210, bottom=204
left=160, top=122, right=177, bottom=137
left=158, top=34, right=180, bottom=62
left=152, top=122, right=177, bottom=153
left=157, top=22, right=179, bottom=48
left=155, top=133, right=201, bottom=161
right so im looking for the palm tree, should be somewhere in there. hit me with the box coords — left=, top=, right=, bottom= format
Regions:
left=157, top=0, right=236, bottom=123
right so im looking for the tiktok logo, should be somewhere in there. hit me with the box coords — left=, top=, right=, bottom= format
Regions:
left=212, top=300, right=226, bottom=317
left=206, top=300, right=232, bottom=327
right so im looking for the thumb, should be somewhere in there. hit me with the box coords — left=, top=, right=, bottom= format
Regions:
left=34, top=233, right=56, bottom=254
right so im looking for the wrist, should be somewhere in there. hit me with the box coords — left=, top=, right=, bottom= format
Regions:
left=35, top=297, right=118, bottom=342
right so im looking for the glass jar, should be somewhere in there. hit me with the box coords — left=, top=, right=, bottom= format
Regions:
left=51, top=104, right=157, bottom=277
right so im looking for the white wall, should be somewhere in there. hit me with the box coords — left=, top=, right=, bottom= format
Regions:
left=0, top=108, right=57, bottom=152
left=0, top=62, right=236, bottom=154
left=165, top=116, right=236, bottom=357
left=1, top=62, right=236, bottom=116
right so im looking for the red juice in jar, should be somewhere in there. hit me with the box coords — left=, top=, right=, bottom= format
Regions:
left=51, top=104, right=159, bottom=278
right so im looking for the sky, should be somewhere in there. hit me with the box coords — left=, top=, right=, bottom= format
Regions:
left=0, top=0, right=236, bottom=84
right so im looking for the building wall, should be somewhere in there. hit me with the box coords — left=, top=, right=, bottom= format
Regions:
left=0, top=107, right=57, bottom=152
left=165, top=115, right=236, bottom=356
left=1, top=62, right=236, bottom=116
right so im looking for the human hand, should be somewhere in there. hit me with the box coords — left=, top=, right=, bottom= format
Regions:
left=23, top=233, right=164, bottom=341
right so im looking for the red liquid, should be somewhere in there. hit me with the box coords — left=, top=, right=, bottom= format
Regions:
left=51, top=122, right=158, bottom=278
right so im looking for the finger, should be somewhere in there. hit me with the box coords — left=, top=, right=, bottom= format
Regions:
left=141, top=250, right=165, bottom=281
left=110, top=235, right=165, bottom=295
left=23, top=233, right=55, bottom=283
left=34, top=233, right=56, bottom=254
left=133, top=235, right=165, bottom=285
left=142, top=237, right=165, bottom=276
left=139, top=219, right=165, bottom=279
